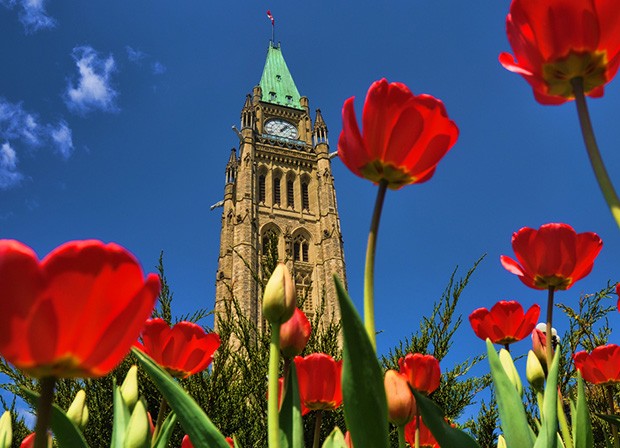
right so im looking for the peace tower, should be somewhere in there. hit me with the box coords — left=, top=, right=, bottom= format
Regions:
left=214, top=42, right=347, bottom=331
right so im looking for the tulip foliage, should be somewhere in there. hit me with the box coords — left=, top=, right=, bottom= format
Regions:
left=2, top=0, right=620, bottom=447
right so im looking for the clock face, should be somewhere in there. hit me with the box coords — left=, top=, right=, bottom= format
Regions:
left=264, top=119, right=298, bottom=139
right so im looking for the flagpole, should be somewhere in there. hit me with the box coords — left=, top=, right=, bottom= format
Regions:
left=267, top=10, right=275, bottom=45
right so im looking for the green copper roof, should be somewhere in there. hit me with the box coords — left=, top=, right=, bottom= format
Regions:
left=259, top=43, right=302, bottom=110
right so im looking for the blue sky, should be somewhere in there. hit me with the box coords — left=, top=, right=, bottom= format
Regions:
left=1, top=0, right=619, bottom=392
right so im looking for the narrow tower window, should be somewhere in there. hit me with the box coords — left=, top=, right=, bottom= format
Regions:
left=258, top=174, right=266, bottom=203
left=287, top=178, right=295, bottom=209
left=273, top=176, right=281, bottom=205
left=301, top=181, right=309, bottom=211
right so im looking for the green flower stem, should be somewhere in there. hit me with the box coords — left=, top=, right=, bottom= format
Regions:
left=536, top=391, right=544, bottom=419
left=557, top=390, right=573, bottom=448
left=152, top=396, right=168, bottom=442
left=34, top=376, right=56, bottom=448
left=397, top=424, right=407, bottom=448
left=571, top=77, right=620, bottom=228
left=282, top=358, right=291, bottom=407
left=415, top=413, right=421, bottom=448
left=312, top=410, right=323, bottom=448
left=546, top=287, right=555, bottom=374
left=268, top=322, right=282, bottom=448
left=606, top=385, right=619, bottom=448
left=364, top=180, right=388, bottom=351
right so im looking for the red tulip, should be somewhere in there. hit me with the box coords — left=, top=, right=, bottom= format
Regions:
left=574, top=344, right=620, bottom=385
left=404, top=416, right=439, bottom=448
left=294, top=353, right=343, bottom=411
left=280, top=308, right=312, bottom=359
left=500, top=223, right=602, bottom=290
left=499, top=0, right=620, bottom=104
left=0, top=240, right=160, bottom=378
left=398, top=353, right=441, bottom=395
left=135, top=318, right=220, bottom=378
left=277, top=376, right=310, bottom=416
left=181, top=435, right=192, bottom=448
left=469, top=301, right=540, bottom=345
left=338, top=78, right=458, bottom=189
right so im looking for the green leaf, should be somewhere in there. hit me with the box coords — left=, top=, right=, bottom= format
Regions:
left=573, top=372, right=593, bottom=448
left=412, top=390, right=481, bottom=448
left=152, top=412, right=178, bottom=448
left=132, top=348, right=230, bottom=448
left=20, top=387, right=89, bottom=448
left=279, top=362, right=304, bottom=448
left=111, top=381, right=130, bottom=448
left=334, top=276, right=389, bottom=448
left=533, top=348, right=560, bottom=448
left=486, top=339, right=534, bottom=448
left=321, top=427, right=347, bottom=448
left=595, top=413, right=620, bottom=426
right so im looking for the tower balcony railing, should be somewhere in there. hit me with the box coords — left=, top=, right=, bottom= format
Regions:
left=258, top=133, right=309, bottom=151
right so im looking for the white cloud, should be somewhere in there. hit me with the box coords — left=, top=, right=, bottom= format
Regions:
left=126, top=46, right=146, bottom=63
left=151, top=61, right=166, bottom=75
left=49, top=120, right=73, bottom=158
left=65, top=46, right=118, bottom=114
left=0, top=98, right=75, bottom=189
left=0, top=0, right=56, bottom=33
left=125, top=46, right=167, bottom=77
left=0, top=142, right=23, bottom=189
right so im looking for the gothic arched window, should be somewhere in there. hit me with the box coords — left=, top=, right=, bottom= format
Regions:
left=295, top=270, right=313, bottom=313
left=293, top=234, right=310, bottom=263
left=262, top=227, right=279, bottom=259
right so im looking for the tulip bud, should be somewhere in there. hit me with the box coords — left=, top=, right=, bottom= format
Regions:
left=124, top=399, right=150, bottom=448
left=532, top=323, right=560, bottom=373
left=262, top=263, right=296, bottom=325
left=384, top=370, right=416, bottom=426
left=531, top=328, right=548, bottom=371
left=0, top=411, right=12, bottom=448
left=497, top=435, right=507, bottom=448
left=20, top=433, right=52, bottom=448
left=344, top=431, right=354, bottom=448
left=499, top=349, right=522, bottom=397
left=121, top=365, right=139, bottom=411
left=280, top=308, right=312, bottom=358
left=66, top=390, right=89, bottom=429
left=526, top=350, right=546, bottom=392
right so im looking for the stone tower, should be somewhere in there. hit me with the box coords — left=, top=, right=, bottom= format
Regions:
left=214, top=42, right=347, bottom=331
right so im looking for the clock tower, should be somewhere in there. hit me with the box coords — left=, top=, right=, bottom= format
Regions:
left=214, top=42, right=347, bottom=332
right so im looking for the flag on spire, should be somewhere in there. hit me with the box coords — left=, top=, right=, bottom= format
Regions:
left=267, top=10, right=275, bottom=26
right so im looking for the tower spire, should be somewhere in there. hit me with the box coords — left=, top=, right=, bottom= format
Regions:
left=259, top=43, right=302, bottom=110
